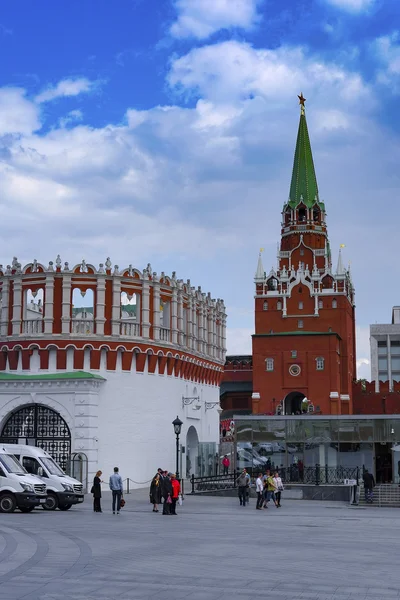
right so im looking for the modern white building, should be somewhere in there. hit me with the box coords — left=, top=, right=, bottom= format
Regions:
left=370, top=307, right=400, bottom=389
left=0, top=257, right=226, bottom=490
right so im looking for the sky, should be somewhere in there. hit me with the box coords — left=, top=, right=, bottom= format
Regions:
left=1, top=0, right=400, bottom=380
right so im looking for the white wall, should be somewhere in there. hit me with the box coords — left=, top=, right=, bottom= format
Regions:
left=0, top=361, right=220, bottom=490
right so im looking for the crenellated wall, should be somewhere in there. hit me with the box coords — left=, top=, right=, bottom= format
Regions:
left=0, top=256, right=227, bottom=383
left=353, top=380, right=400, bottom=415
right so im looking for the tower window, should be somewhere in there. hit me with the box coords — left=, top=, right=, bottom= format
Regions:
left=332, top=299, right=337, bottom=309
left=298, top=208, right=306, bottom=222
left=277, top=301, right=282, bottom=310
left=298, top=320, right=304, bottom=329
left=313, top=209, right=320, bottom=223
left=266, top=358, right=274, bottom=372
left=263, top=301, right=268, bottom=311
left=300, top=248, right=304, bottom=256
left=291, top=350, right=297, bottom=358
left=298, top=301, right=303, bottom=310
left=316, top=357, right=325, bottom=371
left=318, top=300, right=323, bottom=309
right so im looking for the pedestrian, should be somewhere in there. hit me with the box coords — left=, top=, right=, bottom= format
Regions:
left=266, top=471, right=278, bottom=508
left=256, top=472, right=264, bottom=510
left=170, top=474, right=181, bottom=515
left=150, top=473, right=162, bottom=512
left=236, top=468, right=250, bottom=506
left=162, top=472, right=173, bottom=515
left=363, top=469, right=375, bottom=503
left=109, top=466, right=123, bottom=514
left=92, top=470, right=102, bottom=513
left=222, top=455, right=230, bottom=475
left=273, top=470, right=284, bottom=507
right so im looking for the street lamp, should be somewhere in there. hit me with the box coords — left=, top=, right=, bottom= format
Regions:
left=172, top=415, right=183, bottom=481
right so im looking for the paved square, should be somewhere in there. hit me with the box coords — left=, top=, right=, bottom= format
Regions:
left=0, top=490, right=399, bottom=600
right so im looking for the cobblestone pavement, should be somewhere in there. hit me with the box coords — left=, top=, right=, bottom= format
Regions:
left=0, top=490, right=399, bottom=600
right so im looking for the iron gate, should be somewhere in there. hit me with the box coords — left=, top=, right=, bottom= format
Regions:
left=0, top=404, right=71, bottom=471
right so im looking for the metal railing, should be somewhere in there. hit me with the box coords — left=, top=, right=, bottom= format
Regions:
left=190, top=466, right=361, bottom=493
left=22, top=319, right=44, bottom=335
left=190, top=472, right=237, bottom=493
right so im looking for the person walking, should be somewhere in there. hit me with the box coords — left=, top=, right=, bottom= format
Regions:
left=222, top=455, right=230, bottom=475
left=266, top=471, right=278, bottom=508
left=363, top=469, right=375, bottom=503
left=150, top=473, right=162, bottom=512
left=162, top=472, right=173, bottom=515
left=256, top=472, right=264, bottom=510
left=273, top=471, right=284, bottom=507
left=92, top=470, right=102, bottom=513
left=236, top=468, right=250, bottom=506
left=109, top=466, right=123, bottom=514
left=170, top=474, right=181, bottom=515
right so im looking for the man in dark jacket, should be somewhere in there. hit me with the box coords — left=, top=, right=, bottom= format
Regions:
left=363, top=469, right=375, bottom=503
left=162, top=472, right=173, bottom=515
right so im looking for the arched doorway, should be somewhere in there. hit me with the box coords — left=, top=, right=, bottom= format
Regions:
left=0, top=404, right=71, bottom=471
left=283, top=391, right=306, bottom=415
left=186, top=426, right=199, bottom=478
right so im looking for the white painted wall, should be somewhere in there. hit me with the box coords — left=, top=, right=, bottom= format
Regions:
left=0, top=357, right=220, bottom=491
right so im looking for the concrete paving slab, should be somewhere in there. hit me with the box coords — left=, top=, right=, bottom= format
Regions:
left=1, top=491, right=400, bottom=600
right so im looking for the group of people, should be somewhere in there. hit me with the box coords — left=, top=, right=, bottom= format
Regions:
left=236, top=468, right=284, bottom=509
left=92, top=466, right=124, bottom=514
left=149, top=468, right=181, bottom=515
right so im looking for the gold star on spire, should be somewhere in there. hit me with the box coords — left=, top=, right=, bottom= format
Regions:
left=298, top=93, right=306, bottom=106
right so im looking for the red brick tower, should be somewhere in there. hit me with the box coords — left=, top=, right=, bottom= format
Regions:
left=252, top=95, right=356, bottom=416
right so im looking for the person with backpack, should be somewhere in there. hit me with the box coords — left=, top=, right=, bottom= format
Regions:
left=109, top=466, right=124, bottom=515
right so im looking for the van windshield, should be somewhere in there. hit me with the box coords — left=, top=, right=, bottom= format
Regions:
left=41, top=457, right=64, bottom=476
left=0, top=454, right=26, bottom=474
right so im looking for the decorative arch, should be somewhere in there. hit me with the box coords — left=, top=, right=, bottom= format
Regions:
left=186, top=425, right=199, bottom=477
left=0, top=402, right=73, bottom=470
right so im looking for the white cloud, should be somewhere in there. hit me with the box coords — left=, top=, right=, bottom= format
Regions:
left=356, top=326, right=371, bottom=380
left=374, top=32, right=400, bottom=91
left=170, top=0, right=261, bottom=39
left=0, top=87, right=40, bottom=135
left=35, top=78, right=99, bottom=103
left=323, top=0, right=375, bottom=13
left=59, top=109, right=84, bottom=128
left=168, top=41, right=369, bottom=105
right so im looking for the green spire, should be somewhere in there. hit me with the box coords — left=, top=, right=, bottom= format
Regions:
left=288, top=94, right=320, bottom=209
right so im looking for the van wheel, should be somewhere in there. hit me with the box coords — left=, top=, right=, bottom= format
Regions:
left=0, top=493, right=17, bottom=513
left=20, top=506, right=35, bottom=513
left=59, top=504, right=72, bottom=511
left=42, top=493, right=58, bottom=511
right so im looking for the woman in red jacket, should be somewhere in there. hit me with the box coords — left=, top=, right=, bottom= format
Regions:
left=170, top=474, right=181, bottom=515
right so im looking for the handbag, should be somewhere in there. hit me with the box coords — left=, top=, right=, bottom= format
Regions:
left=120, top=498, right=126, bottom=508
left=166, top=494, right=172, bottom=504
left=90, top=485, right=94, bottom=494
left=178, top=494, right=183, bottom=506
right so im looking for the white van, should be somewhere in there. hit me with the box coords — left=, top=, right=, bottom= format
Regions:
left=0, top=446, right=47, bottom=513
left=3, top=445, right=84, bottom=511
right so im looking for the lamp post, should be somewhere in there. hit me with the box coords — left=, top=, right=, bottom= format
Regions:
left=172, top=415, right=183, bottom=481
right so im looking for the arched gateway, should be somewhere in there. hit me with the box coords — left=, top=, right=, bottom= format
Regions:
left=0, top=405, right=71, bottom=471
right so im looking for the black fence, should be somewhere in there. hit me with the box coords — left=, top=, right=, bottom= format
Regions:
left=190, top=465, right=361, bottom=493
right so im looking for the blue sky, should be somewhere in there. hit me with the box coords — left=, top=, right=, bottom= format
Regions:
left=1, top=0, right=400, bottom=379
